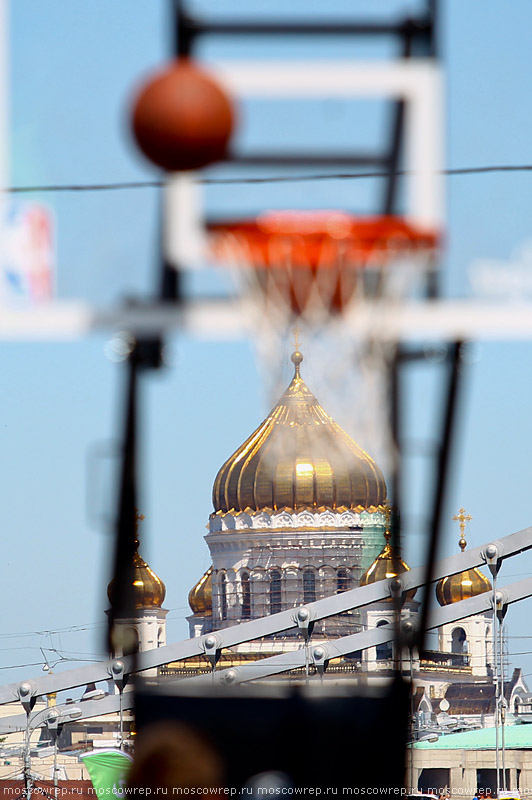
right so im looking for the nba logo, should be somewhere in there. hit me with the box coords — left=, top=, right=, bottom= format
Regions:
left=0, top=203, right=54, bottom=305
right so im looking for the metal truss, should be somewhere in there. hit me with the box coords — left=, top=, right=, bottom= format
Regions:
left=2, top=572, right=531, bottom=735
left=0, top=524, right=530, bottom=733
left=182, top=574, right=532, bottom=686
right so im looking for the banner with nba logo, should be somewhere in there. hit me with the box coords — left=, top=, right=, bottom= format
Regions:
left=0, top=202, right=54, bottom=305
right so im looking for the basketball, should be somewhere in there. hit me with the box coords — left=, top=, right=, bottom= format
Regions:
left=131, top=58, right=235, bottom=171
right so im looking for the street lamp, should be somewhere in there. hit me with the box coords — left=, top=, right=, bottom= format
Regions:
left=485, top=543, right=502, bottom=795
left=495, top=590, right=509, bottom=792
left=22, top=705, right=82, bottom=800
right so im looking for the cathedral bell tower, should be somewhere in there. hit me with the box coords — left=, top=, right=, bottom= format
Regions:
left=107, top=512, right=168, bottom=677
left=435, top=509, right=493, bottom=677
left=359, top=512, right=417, bottom=671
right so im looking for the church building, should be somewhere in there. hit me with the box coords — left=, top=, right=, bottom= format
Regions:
left=111, top=349, right=528, bottom=732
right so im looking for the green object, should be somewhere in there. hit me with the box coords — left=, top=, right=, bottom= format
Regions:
left=81, top=749, right=133, bottom=796
left=414, top=725, right=532, bottom=751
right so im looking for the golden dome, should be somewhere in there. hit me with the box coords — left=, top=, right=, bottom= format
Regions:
left=360, top=528, right=415, bottom=600
left=212, top=350, right=387, bottom=513
left=188, top=567, right=213, bottom=615
left=107, top=539, right=166, bottom=610
left=436, top=533, right=491, bottom=607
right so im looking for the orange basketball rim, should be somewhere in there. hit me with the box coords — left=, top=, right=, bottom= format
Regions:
left=208, top=211, right=439, bottom=316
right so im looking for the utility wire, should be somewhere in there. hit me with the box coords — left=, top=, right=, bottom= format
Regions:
left=4, top=163, right=532, bottom=193
left=0, top=608, right=189, bottom=642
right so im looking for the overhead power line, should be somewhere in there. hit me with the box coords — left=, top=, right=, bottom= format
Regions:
left=4, top=163, right=532, bottom=194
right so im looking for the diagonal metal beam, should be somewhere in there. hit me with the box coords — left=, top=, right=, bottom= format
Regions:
left=0, top=693, right=127, bottom=736
left=0, top=524, right=530, bottom=706
left=2, top=575, right=530, bottom=733
left=179, top=575, right=532, bottom=686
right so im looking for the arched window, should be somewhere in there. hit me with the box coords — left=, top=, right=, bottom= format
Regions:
left=419, top=699, right=431, bottom=726
left=337, top=569, right=349, bottom=594
left=220, top=572, right=227, bottom=621
left=270, top=570, right=282, bottom=614
left=122, top=626, right=139, bottom=657
left=375, top=620, right=393, bottom=661
left=451, top=627, right=467, bottom=654
left=241, top=572, right=251, bottom=619
left=157, top=627, right=164, bottom=648
left=303, top=570, right=316, bottom=604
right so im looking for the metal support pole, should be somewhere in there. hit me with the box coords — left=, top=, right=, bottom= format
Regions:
left=487, top=550, right=503, bottom=796
left=173, top=0, right=193, bottom=57
left=382, top=25, right=412, bottom=216
left=409, top=649, right=415, bottom=792
left=23, top=715, right=32, bottom=800
left=496, top=595, right=509, bottom=792
left=107, top=352, right=139, bottom=659
left=493, top=573, right=500, bottom=795
left=417, top=342, right=465, bottom=653
left=53, top=739, right=58, bottom=800
left=500, top=616, right=506, bottom=791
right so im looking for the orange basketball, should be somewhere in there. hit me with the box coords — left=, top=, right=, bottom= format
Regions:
left=131, top=58, right=235, bottom=171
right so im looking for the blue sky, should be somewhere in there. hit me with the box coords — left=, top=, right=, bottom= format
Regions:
left=3, top=0, right=532, bottom=691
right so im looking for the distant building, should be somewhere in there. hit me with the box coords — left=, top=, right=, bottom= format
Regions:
left=106, top=520, right=167, bottom=678
left=162, top=350, right=527, bottom=742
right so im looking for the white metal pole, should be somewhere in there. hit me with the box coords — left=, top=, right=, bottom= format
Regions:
left=23, top=718, right=32, bottom=800
left=493, top=574, right=500, bottom=795
left=53, top=739, right=58, bottom=800
left=499, top=615, right=506, bottom=790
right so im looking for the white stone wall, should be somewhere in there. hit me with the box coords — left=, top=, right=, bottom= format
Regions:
left=363, top=602, right=420, bottom=671
left=201, top=508, right=386, bottom=639
left=110, top=607, right=168, bottom=676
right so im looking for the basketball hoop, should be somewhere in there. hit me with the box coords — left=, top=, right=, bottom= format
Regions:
left=208, top=210, right=439, bottom=469
left=210, top=211, right=437, bottom=315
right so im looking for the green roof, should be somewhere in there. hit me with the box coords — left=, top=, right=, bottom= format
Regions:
left=414, top=725, right=532, bottom=750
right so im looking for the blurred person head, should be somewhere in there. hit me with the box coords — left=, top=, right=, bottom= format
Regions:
left=127, top=720, right=224, bottom=792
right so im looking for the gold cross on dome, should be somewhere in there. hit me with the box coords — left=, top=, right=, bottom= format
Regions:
left=453, top=507, right=471, bottom=535
left=453, top=507, right=472, bottom=550
left=293, top=327, right=301, bottom=351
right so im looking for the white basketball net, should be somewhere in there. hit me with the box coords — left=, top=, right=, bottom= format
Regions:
left=210, top=220, right=436, bottom=475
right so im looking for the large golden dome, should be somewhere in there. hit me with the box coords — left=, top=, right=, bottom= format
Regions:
left=188, top=567, right=213, bottom=616
left=107, top=539, right=166, bottom=610
left=436, top=509, right=491, bottom=606
left=212, top=351, right=387, bottom=513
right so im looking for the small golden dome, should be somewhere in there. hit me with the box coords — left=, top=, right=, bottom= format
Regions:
left=436, top=517, right=491, bottom=606
left=107, top=539, right=166, bottom=610
left=360, top=528, right=415, bottom=600
left=212, top=351, right=387, bottom=513
left=188, top=567, right=213, bottom=615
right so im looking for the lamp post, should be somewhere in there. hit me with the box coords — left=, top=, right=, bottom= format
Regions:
left=110, top=660, right=126, bottom=748
left=22, top=705, right=82, bottom=800
left=485, top=542, right=502, bottom=796
left=492, top=572, right=500, bottom=796
left=496, top=591, right=509, bottom=792
left=45, top=711, right=61, bottom=800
